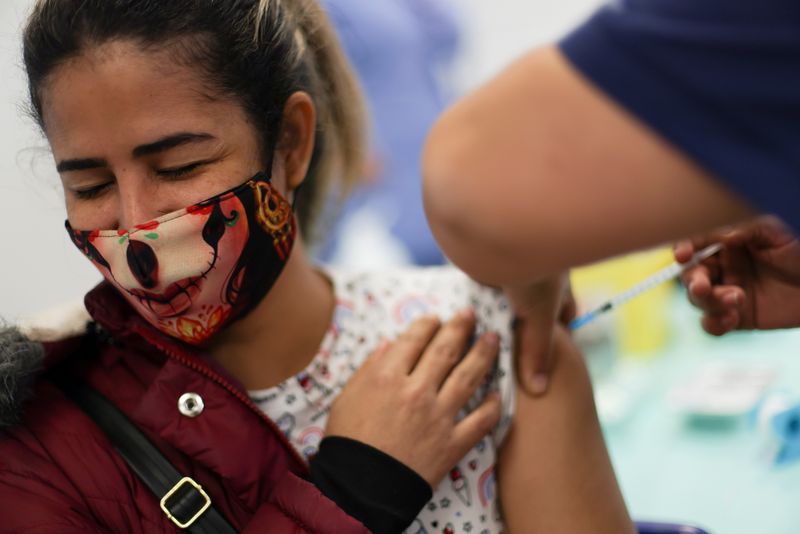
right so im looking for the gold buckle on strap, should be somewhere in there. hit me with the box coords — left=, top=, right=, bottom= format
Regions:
left=159, top=477, right=212, bottom=529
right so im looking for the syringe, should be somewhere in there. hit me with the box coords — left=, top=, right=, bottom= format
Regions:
left=569, top=243, right=723, bottom=330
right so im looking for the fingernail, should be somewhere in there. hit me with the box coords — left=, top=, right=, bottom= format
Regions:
left=530, top=374, right=549, bottom=395
left=482, top=332, right=499, bottom=348
left=722, top=292, right=738, bottom=307
left=460, top=308, right=475, bottom=320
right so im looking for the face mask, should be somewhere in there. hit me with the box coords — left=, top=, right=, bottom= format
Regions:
left=66, top=172, right=296, bottom=345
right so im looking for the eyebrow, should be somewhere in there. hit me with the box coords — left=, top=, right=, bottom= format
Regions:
left=56, top=132, right=217, bottom=173
left=131, top=132, right=216, bottom=158
left=56, top=157, right=107, bottom=173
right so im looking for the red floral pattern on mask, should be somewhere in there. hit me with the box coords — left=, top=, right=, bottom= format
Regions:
left=65, top=173, right=296, bottom=346
left=172, top=306, right=232, bottom=344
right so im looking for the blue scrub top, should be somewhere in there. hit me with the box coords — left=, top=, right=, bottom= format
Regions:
left=561, top=0, right=800, bottom=232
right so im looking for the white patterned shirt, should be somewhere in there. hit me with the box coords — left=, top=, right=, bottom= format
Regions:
left=250, top=267, right=516, bottom=534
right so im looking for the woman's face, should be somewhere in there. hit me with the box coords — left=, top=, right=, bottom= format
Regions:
left=43, top=40, right=288, bottom=342
left=43, top=40, right=272, bottom=228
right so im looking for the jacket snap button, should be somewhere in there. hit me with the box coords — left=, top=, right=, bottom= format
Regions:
left=178, top=392, right=204, bottom=418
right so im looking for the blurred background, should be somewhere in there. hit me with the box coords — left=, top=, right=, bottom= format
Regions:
left=2, top=1, right=800, bottom=533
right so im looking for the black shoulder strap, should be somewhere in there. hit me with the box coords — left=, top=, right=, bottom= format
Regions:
left=53, top=377, right=238, bottom=534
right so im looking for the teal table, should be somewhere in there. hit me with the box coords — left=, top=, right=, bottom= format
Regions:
left=595, top=292, right=800, bottom=534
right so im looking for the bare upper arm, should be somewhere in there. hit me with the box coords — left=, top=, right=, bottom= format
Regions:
left=497, top=326, right=634, bottom=533
left=423, top=46, right=753, bottom=286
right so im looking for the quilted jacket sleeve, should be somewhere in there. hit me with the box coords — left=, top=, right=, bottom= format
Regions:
left=244, top=470, right=371, bottom=534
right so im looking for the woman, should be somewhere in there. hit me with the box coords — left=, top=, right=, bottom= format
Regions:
left=0, top=1, right=631, bottom=532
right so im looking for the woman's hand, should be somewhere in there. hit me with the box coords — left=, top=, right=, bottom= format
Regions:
left=325, top=311, right=501, bottom=488
left=505, top=273, right=576, bottom=396
left=675, top=216, right=800, bottom=335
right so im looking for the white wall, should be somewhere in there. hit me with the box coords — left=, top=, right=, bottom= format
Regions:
left=0, top=0, right=601, bottom=322
left=454, top=0, right=602, bottom=90
left=0, top=0, right=101, bottom=323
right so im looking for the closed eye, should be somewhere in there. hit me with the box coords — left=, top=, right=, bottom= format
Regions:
left=157, top=161, right=211, bottom=179
left=73, top=182, right=113, bottom=200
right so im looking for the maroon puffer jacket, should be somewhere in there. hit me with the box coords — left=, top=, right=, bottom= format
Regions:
left=0, top=283, right=370, bottom=533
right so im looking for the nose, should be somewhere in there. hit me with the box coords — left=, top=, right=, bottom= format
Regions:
left=127, top=239, right=159, bottom=289
left=118, top=188, right=156, bottom=230
left=116, top=173, right=173, bottom=230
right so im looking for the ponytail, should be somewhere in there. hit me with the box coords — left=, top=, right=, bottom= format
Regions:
left=255, top=0, right=366, bottom=237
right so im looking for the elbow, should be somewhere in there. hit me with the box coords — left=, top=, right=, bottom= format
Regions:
left=422, top=104, right=557, bottom=286
left=422, top=111, right=486, bottom=278
left=422, top=106, right=469, bottom=231
left=422, top=114, right=457, bottom=246
left=422, top=115, right=519, bottom=285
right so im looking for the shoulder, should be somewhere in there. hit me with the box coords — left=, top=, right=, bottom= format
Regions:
left=0, top=353, right=168, bottom=531
left=329, top=266, right=512, bottom=328
left=0, top=378, right=154, bottom=531
left=329, top=267, right=516, bottom=442
left=17, top=300, right=92, bottom=343
left=0, top=301, right=104, bottom=474
left=327, top=268, right=513, bottom=364
left=1, top=300, right=91, bottom=430
left=0, top=326, right=112, bottom=478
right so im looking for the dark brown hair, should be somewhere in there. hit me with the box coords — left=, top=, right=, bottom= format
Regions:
left=23, top=0, right=366, bottom=240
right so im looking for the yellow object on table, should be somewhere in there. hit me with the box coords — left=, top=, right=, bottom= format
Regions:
left=572, top=247, right=676, bottom=357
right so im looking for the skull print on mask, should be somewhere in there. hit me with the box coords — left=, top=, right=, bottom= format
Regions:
left=67, top=172, right=296, bottom=345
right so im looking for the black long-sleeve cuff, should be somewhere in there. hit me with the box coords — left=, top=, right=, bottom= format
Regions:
left=309, top=436, right=432, bottom=534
